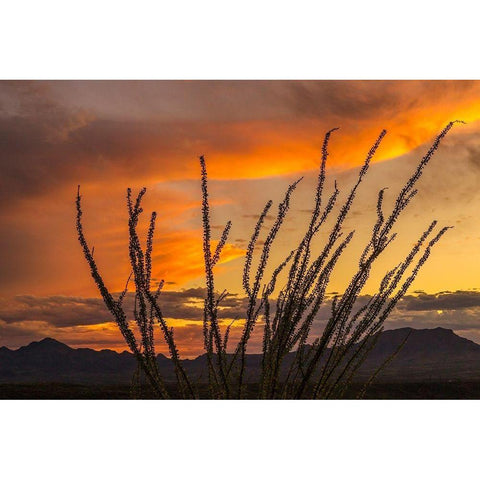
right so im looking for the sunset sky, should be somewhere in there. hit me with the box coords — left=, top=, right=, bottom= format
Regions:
left=3, top=80, right=480, bottom=355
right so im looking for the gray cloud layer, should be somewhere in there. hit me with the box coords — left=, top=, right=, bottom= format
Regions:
left=0, top=289, right=248, bottom=328
left=2, top=289, right=480, bottom=327
left=3, top=288, right=480, bottom=349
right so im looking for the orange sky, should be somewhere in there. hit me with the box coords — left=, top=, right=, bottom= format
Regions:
left=3, top=81, right=480, bottom=354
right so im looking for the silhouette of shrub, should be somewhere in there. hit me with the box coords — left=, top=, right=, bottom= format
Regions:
left=76, top=121, right=462, bottom=399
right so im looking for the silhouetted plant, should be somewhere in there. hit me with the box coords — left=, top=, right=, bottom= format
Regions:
left=76, top=121, right=463, bottom=399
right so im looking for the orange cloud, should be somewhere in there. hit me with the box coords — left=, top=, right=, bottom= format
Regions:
left=150, top=230, right=245, bottom=288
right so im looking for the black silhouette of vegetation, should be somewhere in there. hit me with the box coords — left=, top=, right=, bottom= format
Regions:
left=76, top=121, right=463, bottom=399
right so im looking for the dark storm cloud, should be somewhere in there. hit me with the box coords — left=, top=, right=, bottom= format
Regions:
left=0, top=295, right=112, bottom=327
left=0, top=104, right=88, bottom=203
left=4, top=80, right=480, bottom=211
left=4, top=288, right=480, bottom=348
left=0, top=112, right=233, bottom=206
left=36, top=81, right=477, bottom=123
left=6, top=288, right=480, bottom=330
left=0, top=289, right=247, bottom=328
left=45, top=81, right=296, bottom=122
left=398, top=291, right=480, bottom=311
left=0, top=82, right=307, bottom=209
left=284, top=80, right=478, bottom=120
left=284, top=81, right=402, bottom=120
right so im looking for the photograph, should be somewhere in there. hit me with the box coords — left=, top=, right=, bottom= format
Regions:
left=1, top=3, right=478, bottom=477
left=2, top=80, right=480, bottom=400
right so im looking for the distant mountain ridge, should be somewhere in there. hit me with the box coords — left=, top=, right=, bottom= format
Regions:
left=2, top=327, right=480, bottom=384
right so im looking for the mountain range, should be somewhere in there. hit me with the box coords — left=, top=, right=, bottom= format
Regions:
left=2, top=327, right=480, bottom=385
